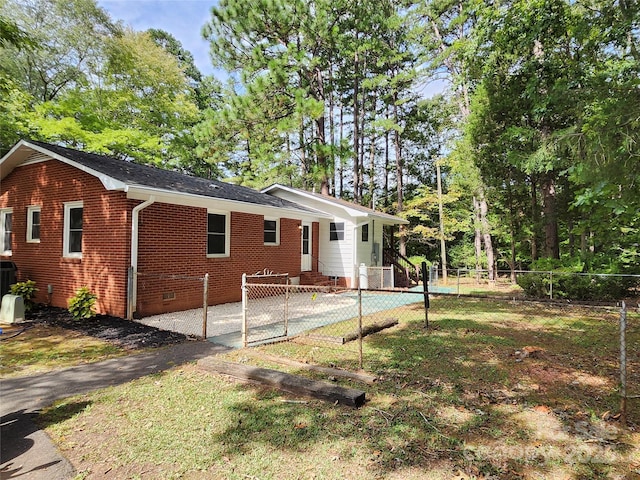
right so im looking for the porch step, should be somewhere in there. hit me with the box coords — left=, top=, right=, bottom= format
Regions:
left=300, top=271, right=335, bottom=286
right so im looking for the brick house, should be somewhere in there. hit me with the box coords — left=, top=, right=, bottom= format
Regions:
left=0, top=140, right=329, bottom=318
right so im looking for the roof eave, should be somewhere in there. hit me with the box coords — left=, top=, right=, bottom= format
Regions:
left=263, top=184, right=409, bottom=225
left=1, top=140, right=128, bottom=191
left=126, top=185, right=331, bottom=220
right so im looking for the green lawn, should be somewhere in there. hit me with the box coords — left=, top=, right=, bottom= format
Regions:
left=38, top=298, right=640, bottom=479
left=0, top=324, right=126, bottom=377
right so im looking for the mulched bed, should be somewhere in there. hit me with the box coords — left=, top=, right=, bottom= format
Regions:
left=27, top=306, right=189, bottom=350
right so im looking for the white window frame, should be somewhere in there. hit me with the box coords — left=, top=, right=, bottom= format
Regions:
left=27, top=205, right=41, bottom=243
left=329, top=222, right=345, bottom=241
left=206, top=210, right=230, bottom=258
left=63, top=201, right=83, bottom=259
left=263, top=217, right=280, bottom=246
left=361, top=223, right=369, bottom=243
left=0, top=208, right=13, bottom=255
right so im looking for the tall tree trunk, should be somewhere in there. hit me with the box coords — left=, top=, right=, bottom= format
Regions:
left=530, top=176, right=538, bottom=260
left=393, top=96, right=406, bottom=256
left=368, top=93, right=376, bottom=208
left=541, top=172, right=560, bottom=259
left=352, top=29, right=361, bottom=203
left=506, top=181, right=517, bottom=283
left=300, top=120, right=307, bottom=190
left=316, top=115, right=329, bottom=195
left=368, top=133, right=376, bottom=208
left=436, top=163, right=447, bottom=284
left=358, top=64, right=367, bottom=202
left=286, top=135, right=293, bottom=186
left=339, top=105, right=344, bottom=198
left=479, top=195, right=495, bottom=282
left=314, top=68, right=329, bottom=195
left=474, top=196, right=482, bottom=282
left=384, top=109, right=390, bottom=208
left=328, top=64, right=335, bottom=196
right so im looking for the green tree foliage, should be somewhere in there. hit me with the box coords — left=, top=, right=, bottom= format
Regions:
left=0, top=0, right=203, bottom=165
left=462, top=0, right=640, bottom=271
left=1, top=0, right=636, bottom=276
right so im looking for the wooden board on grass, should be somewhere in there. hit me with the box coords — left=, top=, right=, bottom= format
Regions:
left=198, top=358, right=366, bottom=407
left=306, top=317, right=399, bottom=345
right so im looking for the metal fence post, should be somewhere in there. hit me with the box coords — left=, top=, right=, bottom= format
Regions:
left=358, top=284, right=363, bottom=370
left=422, top=262, right=429, bottom=329
left=202, top=273, right=209, bottom=339
left=620, top=301, right=627, bottom=427
left=241, top=273, right=248, bottom=347
left=284, top=276, right=289, bottom=337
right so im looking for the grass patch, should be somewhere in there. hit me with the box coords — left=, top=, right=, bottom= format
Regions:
left=38, top=298, right=640, bottom=479
left=0, top=324, right=126, bottom=377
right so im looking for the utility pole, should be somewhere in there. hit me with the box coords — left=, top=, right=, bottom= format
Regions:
left=436, top=162, right=448, bottom=284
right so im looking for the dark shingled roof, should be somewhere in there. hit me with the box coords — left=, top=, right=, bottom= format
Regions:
left=29, top=141, right=312, bottom=212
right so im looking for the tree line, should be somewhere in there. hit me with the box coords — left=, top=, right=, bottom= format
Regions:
left=2, top=0, right=638, bottom=276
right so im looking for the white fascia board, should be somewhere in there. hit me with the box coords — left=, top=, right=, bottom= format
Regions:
left=263, top=184, right=409, bottom=225
left=263, top=184, right=364, bottom=217
left=125, top=185, right=329, bottom=221
left=1, top=140, right=36, bottom=180
left=2, top=140, right=128, bottom=191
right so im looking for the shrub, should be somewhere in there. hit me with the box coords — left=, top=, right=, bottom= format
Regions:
left=516, top=274, right=549, bottom=298
left=10, top=280, right=38, bottom=312
left=555, top=274, right=639, bottom=301
left=68, top=287, right=98, bottom=320
left=517, top=272, right=639, bottom=301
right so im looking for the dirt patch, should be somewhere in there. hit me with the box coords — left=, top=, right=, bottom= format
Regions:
left=28, top=306, right=189, bottom=349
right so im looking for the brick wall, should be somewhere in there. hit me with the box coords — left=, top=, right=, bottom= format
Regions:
left=0, top=160, right=132, bottom=317
left=2, top=157, right=312, bottom=319
left=135, top=205, right=304, bottom=316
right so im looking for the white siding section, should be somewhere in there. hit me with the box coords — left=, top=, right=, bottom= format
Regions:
left=354, top=219, right=385, bottom=268
left=318, top=217, right=354, bottom=278
left=356, top=222, right=371, bottom=267
left=266, top=188, right=402, bottom=284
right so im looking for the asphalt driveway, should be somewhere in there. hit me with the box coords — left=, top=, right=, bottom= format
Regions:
left=1, top=340, right=230, bottom=480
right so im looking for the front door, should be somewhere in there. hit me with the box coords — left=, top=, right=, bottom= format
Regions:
left=301, top=222, right=312, bottom=271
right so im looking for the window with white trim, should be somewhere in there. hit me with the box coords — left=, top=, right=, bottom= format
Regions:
left=63, top=201, right=83, bottom=258
left=329, top=222, right=344, bottom=241
left=207, top=212, right=230, bottom=257
left=27, top=206, right=41, bottom=243
left=361, top=223, right=369, bottom=242
left=263, top=218, right=279, bottom=245
left=0, top=208, right=12, bottom=255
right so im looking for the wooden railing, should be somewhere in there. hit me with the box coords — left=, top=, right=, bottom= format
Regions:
left=383, top=248, right=420, bottom=288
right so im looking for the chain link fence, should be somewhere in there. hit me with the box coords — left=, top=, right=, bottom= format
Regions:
left=431, top=268, right=640, bottom=301
left=126, top=266, right=638, bottom=418
left=242, top=273, right=429, bottom=367
left=240, top=275, right=638, bottom=421
left=132, top=270, right=209, bottom=338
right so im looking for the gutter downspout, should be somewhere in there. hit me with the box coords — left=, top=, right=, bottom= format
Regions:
left=128, top=197, right=155, bottom=319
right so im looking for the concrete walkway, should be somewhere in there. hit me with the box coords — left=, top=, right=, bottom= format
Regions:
left=1, top=340, right=231, bottom=480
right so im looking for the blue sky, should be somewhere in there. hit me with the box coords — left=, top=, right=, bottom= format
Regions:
left=98, top=0, right=217, bottom=76
left=97, top=0, right=446, bottom=97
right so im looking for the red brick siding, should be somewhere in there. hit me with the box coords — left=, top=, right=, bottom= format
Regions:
left=1, top=158, right=307, bottom=319
left=135, top=206, right=303, bottom=316
left=0, top=160, right=132, bottom=317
